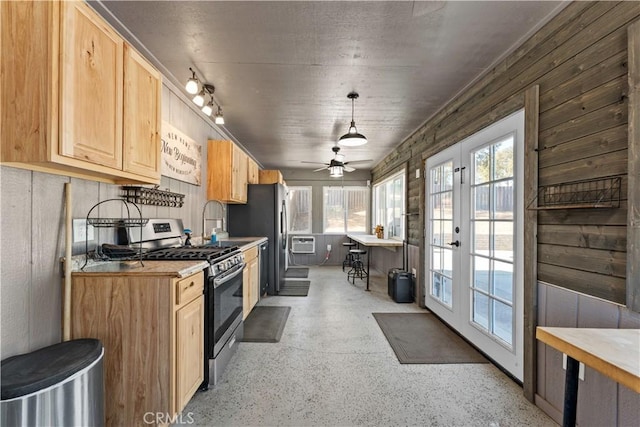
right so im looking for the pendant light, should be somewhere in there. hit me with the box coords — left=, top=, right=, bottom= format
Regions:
left=338, top=92, right=367, bottom=147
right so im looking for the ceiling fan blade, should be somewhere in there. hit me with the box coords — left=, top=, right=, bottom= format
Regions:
left=313, top=166, right=328, bottom=172
left=343, top=166, right=356, bottom=172
left=301, top=161, right=329, bottom=165
left=343, top=159, right=372, bottom=165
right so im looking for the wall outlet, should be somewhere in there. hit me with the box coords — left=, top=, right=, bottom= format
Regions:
left=327, top=244, right=332, bottom=251
left=412, top=268, right=417, bottom=277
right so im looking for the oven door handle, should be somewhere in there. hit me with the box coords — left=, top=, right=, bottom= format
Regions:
left=213, top=263, right=246, bottom=288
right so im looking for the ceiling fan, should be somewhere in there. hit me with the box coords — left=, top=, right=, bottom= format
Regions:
left=302, top=146, right=371, bottom=177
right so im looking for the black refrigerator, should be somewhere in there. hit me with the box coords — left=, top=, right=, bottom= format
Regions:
left=227, top=184, right=288, bottom=295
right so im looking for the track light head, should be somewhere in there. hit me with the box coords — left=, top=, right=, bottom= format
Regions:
left=185, top=68, right=199, bottom=94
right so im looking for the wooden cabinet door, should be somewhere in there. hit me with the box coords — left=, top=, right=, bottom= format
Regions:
left=123, top=44, right=161, bottom=179
left=232, top=145, right=248, bottom=202
left=249, top=255, right=259, bottom=310
left=175, top=296, right=204, bottom=413
left=242, top=265, right=251, bottom=319
left=59, top=1, right=123, bottom=169
left=247, top=157, right=259, bottom=184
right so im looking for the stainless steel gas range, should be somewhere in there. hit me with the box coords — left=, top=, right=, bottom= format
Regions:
left=119, top=218, right=244, bottom=388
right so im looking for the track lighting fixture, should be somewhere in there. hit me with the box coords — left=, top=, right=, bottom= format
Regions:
left=202, top=99, right=214, bottom=116
left=185, top=68, right=199, bottom=94
left=338, top=92, right=367, bottom=147
left=192, top=88, right=206, bottom=107
left=185, top=68, right=225, bottom=125
left=214, top=106, right=225, bottom=125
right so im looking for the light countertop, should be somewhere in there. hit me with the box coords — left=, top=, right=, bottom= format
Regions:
left=347, top=234, right=404, bottom=247
left=73, top=260, right=209, bottom=278
left=536, top=327, right=640, bottom=392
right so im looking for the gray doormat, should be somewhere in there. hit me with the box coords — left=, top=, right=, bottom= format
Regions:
left=241, top=306, right=291, bottom=342
left=285, top=267, right=309, bottom=279
left=278, top=280, right=310, bottom=296
left=373, top=312, right=489, bottom=364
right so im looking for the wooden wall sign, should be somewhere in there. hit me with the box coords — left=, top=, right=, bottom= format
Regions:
left=160, top=121, right=202, bottom=185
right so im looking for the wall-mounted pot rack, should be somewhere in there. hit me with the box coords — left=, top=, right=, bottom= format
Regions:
left=81, top=199, right=148, bottom=270
left=121, top=185, right=185, bottom=208
left=528, top=176, right=622, bottom=210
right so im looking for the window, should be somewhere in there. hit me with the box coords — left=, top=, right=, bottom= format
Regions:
left=373, top=170, right=405, bottom=239
left=323, top=186, right=369, bottom=233
left=287, top=186, right=312, bottom=234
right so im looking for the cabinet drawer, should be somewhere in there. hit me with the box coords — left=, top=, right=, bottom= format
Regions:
left=176, top=271, right=204, bottom=305
left=243, top=245, right=258, bottom=261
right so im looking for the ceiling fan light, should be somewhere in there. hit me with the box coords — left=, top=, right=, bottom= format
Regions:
left=329, top=166, right=343, bottom=177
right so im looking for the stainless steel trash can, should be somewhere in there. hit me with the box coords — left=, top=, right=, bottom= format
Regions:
left=1, top=339, right=104, bottom=427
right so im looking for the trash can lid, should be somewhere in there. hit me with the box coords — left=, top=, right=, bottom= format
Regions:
left=1, top=338, right=103, bottom=400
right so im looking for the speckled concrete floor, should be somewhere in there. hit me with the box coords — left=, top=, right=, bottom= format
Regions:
left=177, top=266, right=556, bottom=427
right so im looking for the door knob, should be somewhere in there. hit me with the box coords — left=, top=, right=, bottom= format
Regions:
left=447, top=240, right=460, bottom=247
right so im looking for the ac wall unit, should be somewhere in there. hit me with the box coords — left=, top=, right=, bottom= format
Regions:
left=291, top=236, right=315, bottom=254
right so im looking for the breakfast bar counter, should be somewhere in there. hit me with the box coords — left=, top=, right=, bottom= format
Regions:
left=347, top=234, right=403, bottom=291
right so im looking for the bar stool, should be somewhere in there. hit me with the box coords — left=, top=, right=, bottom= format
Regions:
left=347, top=249, right=368, bottom=284
left=342, top=242, right=358, bottom=271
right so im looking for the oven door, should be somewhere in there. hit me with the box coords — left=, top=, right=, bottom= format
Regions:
left=207, top=262, right=245, bottom=358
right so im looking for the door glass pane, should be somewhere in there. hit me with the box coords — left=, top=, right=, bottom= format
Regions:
left=431, top=194, right=441, bottom=219
left=473, top=184, right=490, bottom=219
left=494, top=180, right=514, bottom=220
left=442, top=276, right=453, bottom=306
left=493, top=137, right=514, bottom=181
left=494, top=225, right=513, bottom=262
left=492, top=299, right=512, bottom=344
left=432, top=273, right=442, bottom=299
left=473, top=256, right=490, bottom=292
left=493, top=260, right=513, bottom=303
left=473, top=291, right=489, bottom=330
left=474, top=146, right=491, bottom=184
left=442, top=247, right=453, bottom=279
left=443, top=162, right=454, bottom=191
left=473, top=221, right=490, bottom=255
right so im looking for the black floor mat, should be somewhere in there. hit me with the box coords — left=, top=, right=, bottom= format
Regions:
left=241, top=306, right=291, bottom=342
left=278, top=280, right=310, bottom=296
left=285, top=267, right=309, bottom=279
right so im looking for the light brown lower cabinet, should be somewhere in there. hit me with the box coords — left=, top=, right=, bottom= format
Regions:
left=71, top=269, right=204, bottom=427
left=242, top=245, right=260, bottom=319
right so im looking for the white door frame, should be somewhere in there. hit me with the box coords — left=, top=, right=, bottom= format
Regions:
left=425, top=109, right=524, bottom=381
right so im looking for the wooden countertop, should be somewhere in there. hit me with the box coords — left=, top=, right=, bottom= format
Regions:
left=536, top=327, right=640, bottom=392
left=73, top=260, right=209, bottom=278
left=347, top=234, right=404, bottom=247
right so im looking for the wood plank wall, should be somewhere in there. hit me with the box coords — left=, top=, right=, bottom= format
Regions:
left=372, top=1, right=640, bottom=306
left=0, top=83, right=227, bottom=359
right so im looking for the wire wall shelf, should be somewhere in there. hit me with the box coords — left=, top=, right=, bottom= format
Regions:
left=121, top=186, right=185, bottom=208
left=529, top=176, right=622, bottom=210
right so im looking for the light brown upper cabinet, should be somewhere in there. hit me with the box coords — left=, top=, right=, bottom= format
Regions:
left=1, top=1, right=161, bottom=184
left=247, top=157, right=260, bottom=184
left=207, top=140, right=248, bottom=203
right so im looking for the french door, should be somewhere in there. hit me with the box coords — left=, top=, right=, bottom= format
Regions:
left=425, top=110, right=524, bottom=380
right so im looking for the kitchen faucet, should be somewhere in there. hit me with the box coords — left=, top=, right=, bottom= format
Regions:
left=202, top=199, right=227, bottom=240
